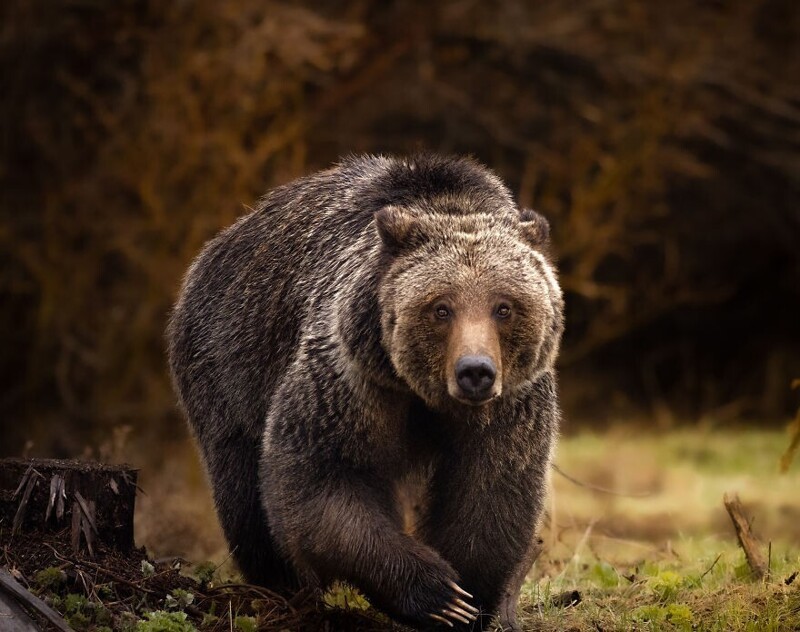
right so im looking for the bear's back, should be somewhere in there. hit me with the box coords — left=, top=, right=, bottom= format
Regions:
left=168, top=154, right=517, bottom=440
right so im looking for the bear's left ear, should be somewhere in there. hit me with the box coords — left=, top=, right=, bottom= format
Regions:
left=375, top=206, right=427, bottom=255
left=518, top=208, right=550, bottom=247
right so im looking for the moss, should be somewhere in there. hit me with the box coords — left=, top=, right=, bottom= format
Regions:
left=193, top=561, right=217, bottom=586
left=65, top=612, right=91, bottom=631
left=63, top=593, right=88, bottom=615
left=33, top=567, right=66, bottom=591
left=136, top=611, right=198, bottom=632
left=323, top=582, right=372, bottom=612
left=233, top=615, right=257, bottom=632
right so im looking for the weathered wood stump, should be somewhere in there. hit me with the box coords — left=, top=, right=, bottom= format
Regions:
left=0, top=458, right=138, bottom=555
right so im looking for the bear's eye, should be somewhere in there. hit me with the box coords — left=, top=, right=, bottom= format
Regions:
left=434, top=304, right=451, bottom=320
left=495, top=303, right=512, bottom=319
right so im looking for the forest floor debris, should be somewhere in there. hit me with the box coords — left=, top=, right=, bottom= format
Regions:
left=0, top=529, right=404, bottom=631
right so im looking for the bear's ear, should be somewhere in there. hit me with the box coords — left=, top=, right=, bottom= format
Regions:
left=375, top=206, right=425, bottom=255
left=518, top=208, right=550, bottom=247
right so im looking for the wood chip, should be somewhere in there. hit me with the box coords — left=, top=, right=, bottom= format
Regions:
left=71, top=500, right=81, bottom=553
left=74, top=491, right=98, bottom=557
left=12, top=466, right=32, bottom=499
left=45, top=474, right=65, bottom=523
left=12, top=472, right=38, bottom=535
left=74, top=491, right=98, bottom=536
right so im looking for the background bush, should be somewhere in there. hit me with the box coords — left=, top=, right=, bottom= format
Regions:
left=2, top=0, right=798, bottom=452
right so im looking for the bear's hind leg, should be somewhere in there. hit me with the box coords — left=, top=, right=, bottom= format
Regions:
left=202, top=429, right=297, bottom=591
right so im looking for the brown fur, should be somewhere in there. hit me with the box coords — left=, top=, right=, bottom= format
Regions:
left=167, top=154, right=564, bottom=630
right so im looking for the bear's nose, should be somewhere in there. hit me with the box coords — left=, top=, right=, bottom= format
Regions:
left=455, top=355, right=497, bottom=400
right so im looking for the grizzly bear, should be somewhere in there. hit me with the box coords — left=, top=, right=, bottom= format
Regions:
left=167, top=154, right=564, bottom=630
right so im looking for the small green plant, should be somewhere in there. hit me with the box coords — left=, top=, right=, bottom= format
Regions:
left=633, top=603, right=694, bottom=630
left=665, top=603, right=694, bottom=629
left=141, top=560, right=156, bottom=578
left=64, top=593, right=88, bottom=614
left=165, top=589, right=195, bottom=610
left=66, top=611, right=91, bottom=631
left=633, top=604, right=668, bottom=624
left=323, top=582, right=372, bottom=611
left=193, top=561, right=216, bottom=586
left=136, top=610, right=198, bottom=632
left=233, top=615, right=257, bottom=632
left=56, top=593, right=114, bottom=631
left=33, top=566, right=66, bottom=591
left=647, top=570, right=685, bottom=602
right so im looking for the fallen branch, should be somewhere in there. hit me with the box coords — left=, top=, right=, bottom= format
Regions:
left=723, top=493, right=768, bottom=580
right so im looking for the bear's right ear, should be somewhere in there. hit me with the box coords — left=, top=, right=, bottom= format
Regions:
left=518, top=208, right=551, bottom=247
left=375, top=207, right=425, bottom=255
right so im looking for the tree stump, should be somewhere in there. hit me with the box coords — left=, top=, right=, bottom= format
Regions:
left=0, top=458, right=138, bottom=555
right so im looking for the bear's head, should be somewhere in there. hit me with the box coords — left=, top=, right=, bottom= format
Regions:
left=376, top=205, right=564, bottom=412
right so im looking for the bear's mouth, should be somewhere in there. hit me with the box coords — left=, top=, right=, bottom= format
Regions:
left=451, top=391, right=500, bottom=407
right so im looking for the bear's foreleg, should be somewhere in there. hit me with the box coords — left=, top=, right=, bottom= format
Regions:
left=417, top=400, right=555, bottom=630
left=261, top=457, right=482, bottom=628
left=260, top=377, right=480, bottom=629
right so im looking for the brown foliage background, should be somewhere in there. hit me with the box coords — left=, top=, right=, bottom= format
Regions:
left=2, top=0, right=799, bottom=454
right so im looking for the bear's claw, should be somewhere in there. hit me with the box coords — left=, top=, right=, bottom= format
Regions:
left=427, top=582, right=479, bottom=627
left=448, top=581, right=473, bottom=599
left=429, top=613, right=453, bottom=627
left=447, top=603, right=477, bottom=621
left=443, top=608, right=471, bottom=624
left=453, top=598, right=479, bottom=614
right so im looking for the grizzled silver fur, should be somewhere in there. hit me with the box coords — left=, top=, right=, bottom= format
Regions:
left=167, top=154, right=564, bottom=631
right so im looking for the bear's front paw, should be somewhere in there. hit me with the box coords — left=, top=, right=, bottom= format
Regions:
left=395, top=554, right=480, bottom=629
left=425, top=582, right=480, bottom=629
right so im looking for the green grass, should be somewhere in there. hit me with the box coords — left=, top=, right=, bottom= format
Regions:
left=509, top=427, right=800, bottom=631
left=514, top=536, right=800, bottom=631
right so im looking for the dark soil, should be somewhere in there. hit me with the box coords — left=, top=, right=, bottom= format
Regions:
left=0, top=528, right=402, bottom=631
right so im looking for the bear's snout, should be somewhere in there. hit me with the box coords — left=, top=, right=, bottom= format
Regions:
left=454, top=354, right=497, bottom=403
